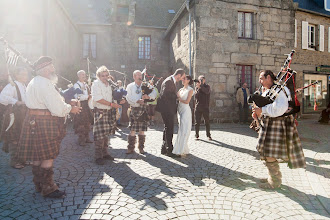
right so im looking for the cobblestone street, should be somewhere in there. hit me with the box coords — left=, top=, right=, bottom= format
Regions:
left=0, top=115, right=329, bottom=220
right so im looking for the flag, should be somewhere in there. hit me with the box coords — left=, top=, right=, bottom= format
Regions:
left=6, top=45, right=20, bottom=66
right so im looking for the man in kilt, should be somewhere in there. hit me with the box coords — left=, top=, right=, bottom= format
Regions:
left=91, top=66, right=121, bottom=165
left=73, top=70, right=93, bottom=146
left=0, top=67, right=29, bottom=169
left=16, top=57, right=81, bottom=198
left=252, top=70, right=306, bottom=189
left=125, top=70, right=157, bottom=154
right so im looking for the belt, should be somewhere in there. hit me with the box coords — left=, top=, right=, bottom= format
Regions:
left=268, top=116, right=285, bottom=121
left=94, top=108, right=111, bottom=112
left=28, top=109, right=52, bottom=116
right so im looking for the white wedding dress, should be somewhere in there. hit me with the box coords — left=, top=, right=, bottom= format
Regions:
left=173, top=86, right=193, bottom=155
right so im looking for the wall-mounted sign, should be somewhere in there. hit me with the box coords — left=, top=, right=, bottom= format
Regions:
left=316, top=65, right=330, bottom=73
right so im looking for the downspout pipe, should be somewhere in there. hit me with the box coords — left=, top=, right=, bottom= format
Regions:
left=186, top=0, right=191, bottom=76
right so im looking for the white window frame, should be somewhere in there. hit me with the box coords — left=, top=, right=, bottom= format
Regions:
left=238, top=11, right=253, bottom=39
left=138, top=36, right=151, bottom=60
left=308, top=24, right=316, bottom=49
left=83, top=34, right=97, bottom=59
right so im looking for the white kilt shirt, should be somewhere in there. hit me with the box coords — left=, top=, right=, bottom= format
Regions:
left=74, top=81, right=89, bottom=101
left=91, top=79, right=112, bottom=110
left=0, top=81, right=27, bottom=105
left=126, top=82, right=157, bottom=107
left=261, top=86, right=290, bottom=118
left=25, top=76, right=72, bottom=117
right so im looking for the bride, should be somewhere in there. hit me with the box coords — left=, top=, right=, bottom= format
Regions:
left=172, top=75, right=194, bottom=157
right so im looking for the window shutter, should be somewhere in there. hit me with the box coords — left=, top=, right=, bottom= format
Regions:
left=329, top=27, right=330, bottom=52
left=301, top=21, right=308, bottom=49
left=318, top=25, right=324, bottom=52
left=294, top=19, right=297, bottom=48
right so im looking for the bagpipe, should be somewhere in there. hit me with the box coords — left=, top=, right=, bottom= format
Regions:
left=140, top=67, right=163, bottom=103
left=249, top=50, right=298, bottom=132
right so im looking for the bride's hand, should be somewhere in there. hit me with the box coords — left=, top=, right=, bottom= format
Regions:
left=177, top=91, right=180, bottom=98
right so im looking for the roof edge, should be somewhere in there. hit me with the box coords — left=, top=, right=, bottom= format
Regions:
left=297, top=7, right=330, bottom=18
left=164, top=0, right=194, bottom=39
left=55, top=0, right=79, bottom=31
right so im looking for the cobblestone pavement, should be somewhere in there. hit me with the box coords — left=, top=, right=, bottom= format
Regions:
left=0, top=115, right=329, bottom=220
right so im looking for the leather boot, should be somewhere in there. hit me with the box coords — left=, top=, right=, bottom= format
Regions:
left=32, top=165, right=42, bottom=192
left=260, top=161, right=282, bottom=189
left=78, top=135, right=86, bottom=146
left=126, top=135, right=136, bottom=154
left=40, top=167, right=65, bottom=198
left=95, top=139, right=105, bottom=165
left=138, top=134, right=146, bottom=154
left=102, top=137, right=114, bottom=160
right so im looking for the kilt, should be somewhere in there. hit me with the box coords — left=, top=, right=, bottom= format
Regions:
left=73, top=101, right=93, bottom=134
left=257, top=115, right=306, bottom=169
left=93, top=109, right=115, bottom=141
left=17, top=114, right=66, bottom=161
left=129, top=105, right=148, bottom=132
left=1, top=105, right=27, bottom=143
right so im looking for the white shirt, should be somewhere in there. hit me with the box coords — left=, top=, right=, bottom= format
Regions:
left=74, top=81, right=89, bottom=101
left=261, top=86, right=290, bottom=118
left=25, top=76, right=72, bottom=117
left=91, top=79, right=112, bottom=110
left=126, top=82, right=157, bottom=108
left=0, top=81, right=27, bottom=105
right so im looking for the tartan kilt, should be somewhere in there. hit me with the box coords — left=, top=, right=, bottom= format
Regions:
left=93, top=109, right=115, bottom=141
left=257, top=115, right=306, bottom=169
left=17, top=114, right=66, bottom=161
left=129, top=105, right=148, bottom=132
left=1, top=105, right=27, bottom=143
left=73, top=101, right=93, bottom=134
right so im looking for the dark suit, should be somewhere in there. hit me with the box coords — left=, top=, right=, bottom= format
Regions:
left=156, top=76, right=177, bottom=154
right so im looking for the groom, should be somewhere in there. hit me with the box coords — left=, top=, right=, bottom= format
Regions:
left=156, top=68, right=185, bottom=157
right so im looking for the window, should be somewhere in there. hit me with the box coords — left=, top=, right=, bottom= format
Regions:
left=237, top=65, right=252, bottom=89
left=238, top=12, right=253, bottom=39
left=308, top=24, right=316, bottom=49
left=177, top=22, right=181, bottom=47
left=83, top=34, right=96, bottom=59
left=117, top=5, right=129, bottom=22
left=138, top=36, right=151, bottom=59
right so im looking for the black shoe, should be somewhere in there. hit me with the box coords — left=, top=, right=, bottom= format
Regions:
left=103, top=155, right=114, bottom=161
left=95, top=158, right=105, bottom=165
left=167, top=152, right=181, bottom=158
left=208, top=136, right=213, bottom=141
left=45, top=190, right=66, bottom=198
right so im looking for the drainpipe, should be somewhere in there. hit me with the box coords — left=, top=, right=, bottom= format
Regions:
left=186, top=0, right=191, bottom=76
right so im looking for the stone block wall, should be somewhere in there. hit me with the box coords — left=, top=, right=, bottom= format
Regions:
left=291, top=10, right=330, bottom=89
left=78, top=24, right=170, bottom=83
left=192, top=0, right=296, bottom=121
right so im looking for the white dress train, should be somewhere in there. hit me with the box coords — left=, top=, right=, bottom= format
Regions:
left=172, top=86, right=193, bottom=155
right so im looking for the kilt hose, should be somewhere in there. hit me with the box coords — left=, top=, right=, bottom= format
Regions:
left=257, top=115, right=306, bottom=169
left=17, top=114, right=66, bottom=161
left=129, top=105, right=148, bottom=132
left=73, top=101, right=93, bottom=136
left=93, top=109, right=115, bottom=141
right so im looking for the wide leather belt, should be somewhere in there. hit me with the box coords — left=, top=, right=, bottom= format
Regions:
left=28, top=109, right=52, bottom=116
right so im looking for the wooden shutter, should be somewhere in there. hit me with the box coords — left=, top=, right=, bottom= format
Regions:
left=294, top=19, right=297, bottom=48
left=301, top=21, right=308, bottom=49
left=318, top=25, right=324, bottom=52
left=329, top=27, right=330, bottom=52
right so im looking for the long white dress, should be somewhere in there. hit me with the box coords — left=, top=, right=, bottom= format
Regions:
left=173, top=86, right=193, bottom=155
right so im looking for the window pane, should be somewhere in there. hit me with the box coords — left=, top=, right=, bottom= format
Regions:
left=90, top=34, right=96, bottom=58
left=245, top=13, right=252, bottom=38
left=83, top=34, right=89, bottom=58
left=238, top=12, right=244, bottom=38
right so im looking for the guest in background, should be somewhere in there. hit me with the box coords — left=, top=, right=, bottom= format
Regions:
left=236, top=82, right=250, bottom=124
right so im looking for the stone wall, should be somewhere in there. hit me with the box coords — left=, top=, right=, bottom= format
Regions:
left=193, top=0, right=296, bottom=121
left=291, top=10, right=330, bottom=88
left=47, top=0, right=80, bottom=79
left=78, top=24, right=170, bottom=83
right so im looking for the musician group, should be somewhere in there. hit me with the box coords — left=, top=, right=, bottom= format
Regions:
left=0, top=53, right=307, bottom=198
